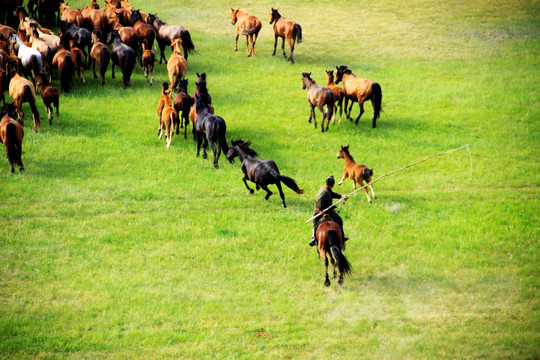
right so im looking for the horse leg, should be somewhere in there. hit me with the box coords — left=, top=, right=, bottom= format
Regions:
left=111, top=63, right=115, bottom=79
left=338, top=95, right=343, bottom=124
left=272, top=35, right=278, bottom=56
left=355, top=100, right=365, bottom=125
left=196, top=136, right=202, bottom=157
left=150, top=64, right=154, bottom=86
left=287, top=38, right=295, bottom=64
left=324, top=255, right=331, bottom=287
left=281, top=37, right=286, bottom=59
left=209, top=139, right=219, bottom=169
left=309, top=104, right=317, bottom=128
left=202, top=137, right=208, bottom=159
left=369, top=183, right=377, bottom=200
left=92, top=58, right=97, bottom=78
left=317, top=104, right=326, bottom=132
left=362, top=183, right=372, bottom=204
left=275, top=181, right=287, bottom=208
left=242, top=176, right=254, bottom=194
left=234, top=33, right=239, bottom=52
left=259, top=183, right=273, bottom=201
left=338, top=172, right=348, bottom=186
left=244, top=35, right=250, bottom=56
left=251, top=33, right=257, bottom=57
left=46, top=105, right=52, bottom=125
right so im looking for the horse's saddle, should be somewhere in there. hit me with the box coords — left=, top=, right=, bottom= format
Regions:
left=316, top=214, right=334, bottom=227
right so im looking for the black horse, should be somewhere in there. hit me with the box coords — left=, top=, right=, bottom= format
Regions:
left=226, top=139, right=304, bottom=208
left=193, top=93, right=229, bottom=169
left=59, top=20, right=92, bottom=67
left=107, top=30, right=136, bottom=89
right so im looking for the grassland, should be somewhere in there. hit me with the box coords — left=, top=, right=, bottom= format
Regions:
left=0, top=0, right=538, bottom=359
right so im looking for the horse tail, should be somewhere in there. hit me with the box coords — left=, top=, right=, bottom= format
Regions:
left=180, top=30, right=195, bottom=59
left=294, top=24, right=303, bottom=43
left=371, top=82, right=382, bottom=128
left=327, top=230, right=353, bottom=276
left=5, top=122, right=23, bottom=170
left=24, top=85, right=41, bottom=130
left=271, top=169, right=304, bottom=194
left=99, top=48, right=110, bottom=80
left=326, top=90, right=334, bottom=122
left=216, top=120, right=229, bottom=160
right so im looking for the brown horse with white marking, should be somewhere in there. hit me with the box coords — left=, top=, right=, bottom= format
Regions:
left=316, top=217, right=352, bottom=287
left=335, top=65, right=382, bottom=128
left=301, top=72, right=333, bottom=132
left=0, top=103, right=24, bottom=173
left=336, top=145, right=377, bottom=204
left=230, top=8, right=262, bottom=57
left=35, top=72, right=59, bottom=125
left=8, top=71, right=41, bottom=132
left=269, top=8, right=302, bottom=64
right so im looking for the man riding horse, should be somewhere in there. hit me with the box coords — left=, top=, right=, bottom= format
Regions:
left=310, top=175, right=349, bottom=246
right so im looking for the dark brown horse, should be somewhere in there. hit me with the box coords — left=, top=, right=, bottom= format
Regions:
left=325, top=70, right=344, bottom=124
left=146, top=13, right=195, bottom=63
left=107, top=30, right=135, bottom=88
left=173, top=78, right=192, bottom=139
left=35, top=72, right=59, bottom=125
left=230, top=8, right=262, bottom=57
left=335, top=65, right=382, bottom=128
left=336, top=145, right=376, bottom=203
left=0, top=103, right=24, bottom=173
left=90, top=31, right=110, bottom=86
left=131, top=9, right=155, bottom=62
left=301, top=72, right=334, bottom=132
left=269, top=8, right=302, bottom=64
left=316, top=217, right=352, bottom=286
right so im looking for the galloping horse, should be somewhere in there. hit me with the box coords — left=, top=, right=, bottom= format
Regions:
left=336, top=145, right=377, bottom=204
left=107, top=30, right=136, bottom=88
left=226, top=139, right=304, bottom=208
left=301, top=72, right=334, bottom=132
left=157, top=82, right=179, bottom=149
left=167, top=38, right=187, bottom=92
left=335, top=65, right=382, bottom=128
left=146, top=13, right=195, bottom=64
left=325, top=70, right=344, bottom=124
left=173, top=78, right=193, bottom=139
left=193, top=93, right=228, bottom=169
left=35, top=72, right=59, bottom=125
left=230, top=8, right=262, bottom=57
left=141, top=42, right=155, bottom=86
left=269, top=8, right=302, bottom=64
left=316, top=217, right=352, bottom=286
left=8, top=70, right=40, bottom=132
left=0, top=103, right=24, bottom=173
left=189, top=74, right=214, bottom=139
left=90, top=31, right=110, bottom=86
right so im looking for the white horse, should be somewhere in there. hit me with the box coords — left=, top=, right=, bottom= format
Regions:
left=11, top=34, right=43, bottom=81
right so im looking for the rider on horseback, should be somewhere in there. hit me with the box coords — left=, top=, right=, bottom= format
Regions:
left=310, top=175, right=349, bottom=246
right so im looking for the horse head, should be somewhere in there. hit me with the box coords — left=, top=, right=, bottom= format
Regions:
left=131, top=9, right=142, bottom=24
left=194, top=93, right=209, bottom=113
left=337, top=144, right=350, bottom=159
left=230, top=8, right=239, bottom=25
left=335, top=65, right=351, bottom=84
left=269, top=8, right=280, bottom=24
left=107, top=30, right=120, bottom=45
left=301, top=72, right=313, bottom=89
left=178, top=78, right=188, bottom=92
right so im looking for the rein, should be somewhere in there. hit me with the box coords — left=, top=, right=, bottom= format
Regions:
left=306, top=144, right=472, bottom=223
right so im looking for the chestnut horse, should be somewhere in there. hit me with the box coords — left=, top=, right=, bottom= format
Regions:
left=325, top=70, right=344, bottom=124
left=336, top=145, right=377, bottom=204
left=59, top=3, right=83, bottom=27
left=230, top=8, right=262, bottom=57
left=335, top=65, right=382, bottom=128
left=269, top=8, right=302, bottom=64
left=90, top=31, right=110, bottom=86
left=146, top=13, right=195, bottom=63
left=52, top=48, right=76, bottom=93
left=301, top=72, right=333, bottom=132
left=131, top=10, right=155, bottom=62
left=80, top=6, right=109, bottom=42
left=141, top=42, right=155, bottom=86
left=167, top=38, right=187, bottom=92
left=316, top=217, right=352, bottom=287
left=226, top=139, right=304, bottom=208
left=8, top=71, right=40, bottom=132
left=157, top=82, right=179, bottom=149
left=173, top=78, right=192, bottom=139
left=35, top=72, right=59, bottom=125
left=0, top=103, right=24, bottom=173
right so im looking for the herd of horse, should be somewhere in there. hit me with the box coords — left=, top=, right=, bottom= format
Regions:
left=0, top=1, right=384, bottom=287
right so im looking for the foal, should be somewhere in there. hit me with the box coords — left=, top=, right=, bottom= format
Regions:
left=167, top=38, right=187, bottom=92
left=141, top=42, right=155, bottom=86
left=336, top=145, right=377, bottom=204
left=35, top=72, right=59, bottom=125
left=230, top=8, right=262, bottom=57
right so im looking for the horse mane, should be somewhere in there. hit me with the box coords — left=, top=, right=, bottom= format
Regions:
left=231, top=139, right=259, bottom=158
left=342, top=146, right=354, bottom=162
left=337, top=65, right=352, bottom=75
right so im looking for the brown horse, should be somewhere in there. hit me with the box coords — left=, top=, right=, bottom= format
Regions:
left=141, top=42, right=155, bottom=86
left=68, top=40, right=87, bottom=85
left=35, top=72, right=59, bottom=125
left=80, top=6, right=109, bottom=42
left=230, top=8, right=262, bottom=57
left=59, top=3, right=83, bottom=27
left=301, top=72, right=334, bottom=132
left=336, top=145, right=377, bottom=204
left=145, top=13, right=195, bottom=63
left=131, top=9, right=155, bottom=61
left=167, top=38, right=187, bottom=92
left=325, top=70, right=344, bottom=124
left=335, top=65, right=382, bottom=128
left=0, top=25, right=17, bottom=42
left=52, top=48, right=76, bottom=93
left=316, top=217, right=352, bottom=287
left=0, top=103, right=24, bottom=173
left=8, top=71, right=40, bottom=132
left=269, top=8, right=302, bottom=64
left=173, top=78, right=192, bottom=139
left=90, top=31, right=110, bottom=86
left=157, top=82, right=179, bottom=149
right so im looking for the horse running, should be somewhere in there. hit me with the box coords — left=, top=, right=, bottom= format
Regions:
left=269, top=8, right=302, bottom=64
left=193, top=93, right=228, bottom=169
left=146, top=13, right=195, bottom=64
left=325, top=70, right=344, bottom=124
left=301, top=72, right=333, bottom=132
left=336, top=145, right=377, bottom=204
left=226, top=139, right=304, bottom=208
left=35, top=72, right=59, bottom=125
left=335, top=65, right=382, bottom=128
left=141, top=42, right=155, bottom=85
left=52, top=48, right=76, bottom=93
left=0, top=103, right=24, bottom=173
left=157, top=82, right=179, bottom=149
left=8, top=71, right=40, bottom=132
left=167, top=38, right=187, bottom=92
left=316, top=217, right=352, bottom=286
left=230, top=8, right=262, bottom=57
left=10, top=34, right=42, bottom=81
left=173, top=78, right=193, bottom=139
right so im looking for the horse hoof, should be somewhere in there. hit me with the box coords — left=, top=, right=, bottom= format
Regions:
left=19, top=167, right=24, bottom=173
left=214, top=164, right=219, bottom=169
left=249, top=189, right=254, bottom=194
left=324, top=279, right=330, bottom=287
left=338, top=279, right=344, bottom=286
left=282, top=204, right=287, bottom=208
left=202, top=154, right=207, bottom=159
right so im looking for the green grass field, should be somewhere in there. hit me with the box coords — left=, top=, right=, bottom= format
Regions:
left=0, top=0, right=538, bottom=358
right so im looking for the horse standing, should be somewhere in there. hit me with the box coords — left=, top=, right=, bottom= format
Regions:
left=193, top=93, right=228, bottom=169
left=230, top=8, right=262, bottom=57
left=335, top=65, right=382, bottom=128
left=316, top=218, right=352, bottom=287
left=108, top=30, right=135, bottom=88
left=226, top=139, right=304, bottom=208
left=269, top=8, right=302, bottom=64
left=0, top=103, right=24, bottom=173
left=301, top=72, right=334, bottom=132
left=35, top=72, right=59, bottom=125
left=167, top=38, right=187, bottom=92
left=325, top=70, right=344, bottom=124
left=173, top=78, right=192, bottom=139
left=90, top=31, right=110, bottom=86
left=8, top=71, right=40, bottom=132
left=52, top=48, right=76, bottom=93
left=336, top=145, right=377, bottom=204
left=146, top=13, right=194, bottom=63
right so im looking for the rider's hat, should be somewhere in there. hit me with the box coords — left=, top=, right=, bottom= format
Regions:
left=326, top=175, right=335, bottom=186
